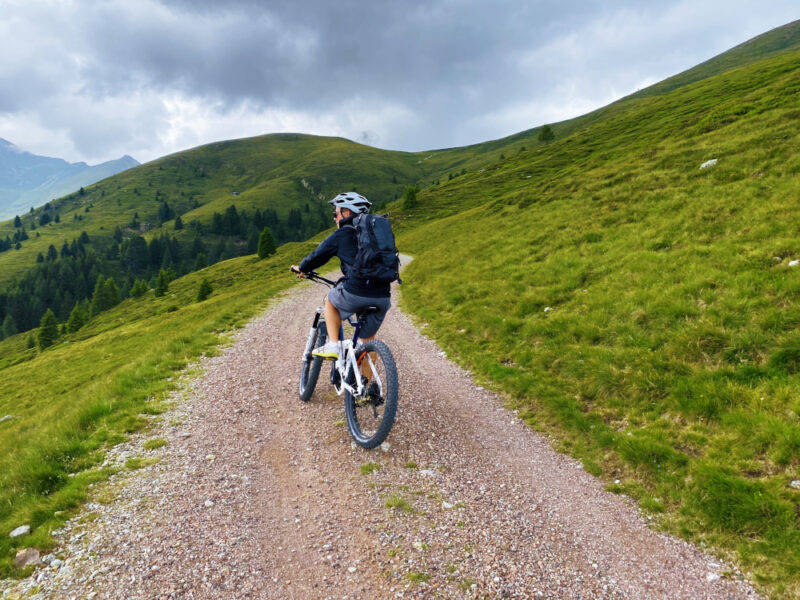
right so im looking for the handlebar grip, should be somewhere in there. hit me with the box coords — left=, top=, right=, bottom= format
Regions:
left=290, top=266, right=301, bottom=274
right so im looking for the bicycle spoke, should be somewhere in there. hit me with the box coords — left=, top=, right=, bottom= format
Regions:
left=345, top=340, right=398, bottom=449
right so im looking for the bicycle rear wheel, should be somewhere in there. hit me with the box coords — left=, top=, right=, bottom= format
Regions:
left=299, top=322, right=326, bottom=402
left=345, top=340, right=398, bottom=449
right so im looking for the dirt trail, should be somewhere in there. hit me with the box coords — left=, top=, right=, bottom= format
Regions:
left=4, top=277, right=760, bottom=599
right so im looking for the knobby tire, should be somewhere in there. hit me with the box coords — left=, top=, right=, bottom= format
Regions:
left=298, top=322, right=326, bottom=402
left=345, top=339, right=398, bottom=449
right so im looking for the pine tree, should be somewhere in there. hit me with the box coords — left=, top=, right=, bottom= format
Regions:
left=13, top=215, right=21, bottom=228
left=154, top=269, right=169, bottom=297
left=197, top=278, right=213, bottom=302
left=258, top=227, right=277, bottom=259
left=103, top=278, right=121, bottom=307
left=2, top=314, right=18, bottom=338
left=174, top=215, right=183, bottom=230
left=90, top=275, right=109, bottom=316
left=130, top=279, right=149, bottom=298
left=194, top=253, right=208, bottom=271
left=38, top=309, right=59, bottom=350
left=538, top=124, right=555, bottom=144
left=402, top=185, right=419, bottom=210
left=66, top=302, right=87, bottom=333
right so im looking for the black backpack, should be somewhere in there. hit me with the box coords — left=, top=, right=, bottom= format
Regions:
left=351, top=213, right=402, bottom=284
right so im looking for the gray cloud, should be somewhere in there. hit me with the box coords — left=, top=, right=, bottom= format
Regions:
left=0, top=0, right=797, bottom=163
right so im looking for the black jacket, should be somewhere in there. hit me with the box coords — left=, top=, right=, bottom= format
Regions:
left=298, top=217, right=390, bottom=298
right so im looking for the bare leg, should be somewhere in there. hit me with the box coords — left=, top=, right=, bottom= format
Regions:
left=324, top=297, right=341, bottom=343
left=359, top=336, right=375, bottom=378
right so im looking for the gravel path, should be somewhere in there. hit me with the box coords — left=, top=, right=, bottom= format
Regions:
left=2, top=275, right=761, bottom=599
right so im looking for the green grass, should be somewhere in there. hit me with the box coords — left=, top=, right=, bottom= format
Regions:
left=406, top=571, right=430, bottom=584
left=0, top=240, right=312, bottom=577
left=397, top=46, right=800, bottom=597
left=143, top=438, right=167, bottom=451
left=360, top=462, right=381, bottom=475
left=385, top=493, right=415, bottom=514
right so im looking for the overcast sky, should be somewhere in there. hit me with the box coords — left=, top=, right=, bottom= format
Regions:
left=0, top=1, right=796, bottom=165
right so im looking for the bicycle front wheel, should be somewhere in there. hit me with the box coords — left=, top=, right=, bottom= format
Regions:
left=345, top=339, right=398, bottom=449
left=299, top=322, right=326, bottom=402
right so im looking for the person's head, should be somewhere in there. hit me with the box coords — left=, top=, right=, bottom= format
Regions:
left=329, top=192, right=371, bottom=226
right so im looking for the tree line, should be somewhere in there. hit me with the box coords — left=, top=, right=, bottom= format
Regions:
left=0, top=202, right=330, bottom=342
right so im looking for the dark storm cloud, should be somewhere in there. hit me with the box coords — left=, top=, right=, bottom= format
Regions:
left=70, top=1, right=616, bottom=108
left=0, top=0, right=797, bottom=162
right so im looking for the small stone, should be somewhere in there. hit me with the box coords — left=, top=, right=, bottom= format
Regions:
left=706, top=573, right=720, bottom=582
left=543, top=307, right=551, bottom=312
left=205, top=454, right=216, bottom=461
left=348, top=566, right=357, bottom=573
left=0, top=415, right=13, bottom=424
left=50, top=558, right=64, bottom=568
left=420, top=469, right=436, bottom=477
left=9, top=525, right=30, bottom=538
left=204, top=500, right=215, bottom=508
left=789, top=260, right=799, bottom=267
left=699, top=158, right=718, bottom=169
left=790, top=480, right=800, bottom=490
left=380, top=442, right=391, bottom=452
left=12, top=548, right=40, bottom=568
left=441, top=501, right=454, bottom=509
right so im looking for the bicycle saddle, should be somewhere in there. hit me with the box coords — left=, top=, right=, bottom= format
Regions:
left=358, top=305, right=380, bottom=315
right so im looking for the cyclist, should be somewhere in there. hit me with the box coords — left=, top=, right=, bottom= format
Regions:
left=291, top=192, right=391, bottom=360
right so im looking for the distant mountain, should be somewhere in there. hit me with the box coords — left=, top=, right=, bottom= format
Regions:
left=0, top=138, right=138, bottom=219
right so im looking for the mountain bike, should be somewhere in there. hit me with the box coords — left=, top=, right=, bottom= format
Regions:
left=291, top=267, right=398, bottom=449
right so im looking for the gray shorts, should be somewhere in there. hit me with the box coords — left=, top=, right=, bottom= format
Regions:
left=328, top=283, right=391, bottom=339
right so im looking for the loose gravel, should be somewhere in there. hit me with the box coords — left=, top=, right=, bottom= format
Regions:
left=1, top=276, right=761, bottom=599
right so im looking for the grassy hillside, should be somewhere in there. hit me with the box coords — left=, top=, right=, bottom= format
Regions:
left=0, top=239, right=320, bottom=576
left=0, top=134, right=418, bottom=287
left=397, top=44, right=800, bottom=596
left=632, top=19, right=800, bottom=98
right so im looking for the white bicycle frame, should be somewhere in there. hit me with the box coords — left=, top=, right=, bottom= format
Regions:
left=309, top=310, right=383, bottom=400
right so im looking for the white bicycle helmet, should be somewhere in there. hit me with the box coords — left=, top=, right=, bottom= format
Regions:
left=329, top=192, right=371, bottom=215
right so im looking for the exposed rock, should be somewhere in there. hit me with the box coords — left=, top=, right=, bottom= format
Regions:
left=699, top=159, right=718, bottom=169
left=12, top=548, right=40, bottom=568
left=9, top=525, right=30, bottom=538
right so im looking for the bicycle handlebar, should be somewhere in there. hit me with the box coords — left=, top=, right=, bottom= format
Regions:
left=289, top=266, right=337, bottom=287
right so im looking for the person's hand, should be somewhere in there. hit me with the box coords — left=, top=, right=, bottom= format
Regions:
left=290, top=265, right=306, bottom=278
